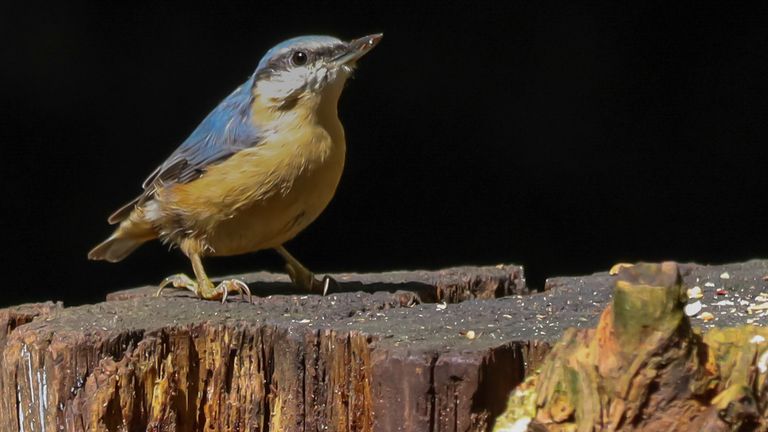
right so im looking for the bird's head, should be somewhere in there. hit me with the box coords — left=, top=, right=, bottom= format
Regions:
left=251, top=34, right=382, bottom=113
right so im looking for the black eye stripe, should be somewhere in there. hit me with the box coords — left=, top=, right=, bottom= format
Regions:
left=314, top=44, right=346, bottom=59
left=254, top=43, right=347, bottom=80
left=313, top=47, right=332, bottom=58
left=285, top=44, right=346, bottom=64
left=262, top=52, right=296, bottom=73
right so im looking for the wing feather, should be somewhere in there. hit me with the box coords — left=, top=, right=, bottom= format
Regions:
left=108, top=76, right=263, bottom=224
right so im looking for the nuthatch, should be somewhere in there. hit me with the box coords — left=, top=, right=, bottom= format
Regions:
left=89, top=34, right=382, bottom=301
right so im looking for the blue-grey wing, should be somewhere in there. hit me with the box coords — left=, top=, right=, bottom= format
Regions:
left=108, top=77, right=261, bottom=224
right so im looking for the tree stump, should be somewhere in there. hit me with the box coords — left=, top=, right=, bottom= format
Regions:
left=2, top=261, right=767, bottom=431
left=0, top=265, right=550, bottom=432
left=494, top=262, right=768, bottom=431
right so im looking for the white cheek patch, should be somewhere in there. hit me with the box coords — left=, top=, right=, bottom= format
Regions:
left=256, top=67, right=310, bottom=101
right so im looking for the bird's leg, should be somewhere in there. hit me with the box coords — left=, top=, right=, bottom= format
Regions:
left=275, top=246, right=337, bottom=295
left=156, top=253, right=251, bottom=302
left=191, top=253, right=252, bottom=302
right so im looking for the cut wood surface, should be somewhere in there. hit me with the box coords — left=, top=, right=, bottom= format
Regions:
left=107, top=264, right=528, bottom=304
left=1, top=261, right=766, bottom=431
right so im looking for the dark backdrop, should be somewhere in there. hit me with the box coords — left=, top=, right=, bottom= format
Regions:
left=2, top=1, right=767, bottom=307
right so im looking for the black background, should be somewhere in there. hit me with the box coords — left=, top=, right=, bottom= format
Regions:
left=2, top=1, right=767, bottom=307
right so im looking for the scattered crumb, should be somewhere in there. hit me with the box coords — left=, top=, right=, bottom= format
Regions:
left=699, top=312, right=715, bottom=322
left=712, top=300, right=734, bottom=306
left=748, top=302, right=768, bottom=314
left=687, top=286, right=703, bottom=299
left=685, top=301, right=702, bottom=317
left=719, top=272, right=731, bottom=279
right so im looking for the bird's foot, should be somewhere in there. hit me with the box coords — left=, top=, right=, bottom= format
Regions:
left=156, top=273, right=251, bottom=303
left=156, top=273, right=198, bottom=297
left=284, top=262, right=338, bottom=296
left=213, top=279, right=252, bottom=303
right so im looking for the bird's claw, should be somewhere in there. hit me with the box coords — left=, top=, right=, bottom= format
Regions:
left=216, top=279, right=252, bottom=303
left=319, top=275, right=338, bottom=296
left=156, top=273, right=198, bottom=297
left=284, top=262, right=337, bottom=296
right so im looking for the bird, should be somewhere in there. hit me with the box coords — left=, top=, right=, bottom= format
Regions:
left=88, top=33, right=382, bottom=301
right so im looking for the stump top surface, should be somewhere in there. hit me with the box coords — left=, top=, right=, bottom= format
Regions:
left=22, top=291, right=558, bottom=352
left=4, top=262, right=766, bottom=432
left=7, top=260, right=768, bottom=351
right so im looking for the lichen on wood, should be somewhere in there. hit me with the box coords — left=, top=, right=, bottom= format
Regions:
left=494, top=262, right=768, bottom=431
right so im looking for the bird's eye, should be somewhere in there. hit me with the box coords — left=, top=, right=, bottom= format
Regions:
left=291, top=51, right=308, bottom=66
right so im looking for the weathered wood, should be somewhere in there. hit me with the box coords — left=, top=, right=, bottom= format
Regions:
left=2, top=261, right=766, bottom=431
left=495, top=262, right=768, bottom=431
left=0, top=302, right=61, bottom=352
left=1, top=265, right=546, bottom=432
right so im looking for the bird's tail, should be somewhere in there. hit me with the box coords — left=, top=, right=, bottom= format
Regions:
left=88, top=216, right=156, bottom=263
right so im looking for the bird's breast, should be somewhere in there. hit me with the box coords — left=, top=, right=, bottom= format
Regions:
left=195, top=115, right=346, bottom=255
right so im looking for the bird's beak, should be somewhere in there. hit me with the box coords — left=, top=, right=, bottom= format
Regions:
left=334, top=33, right=383, bottom=65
